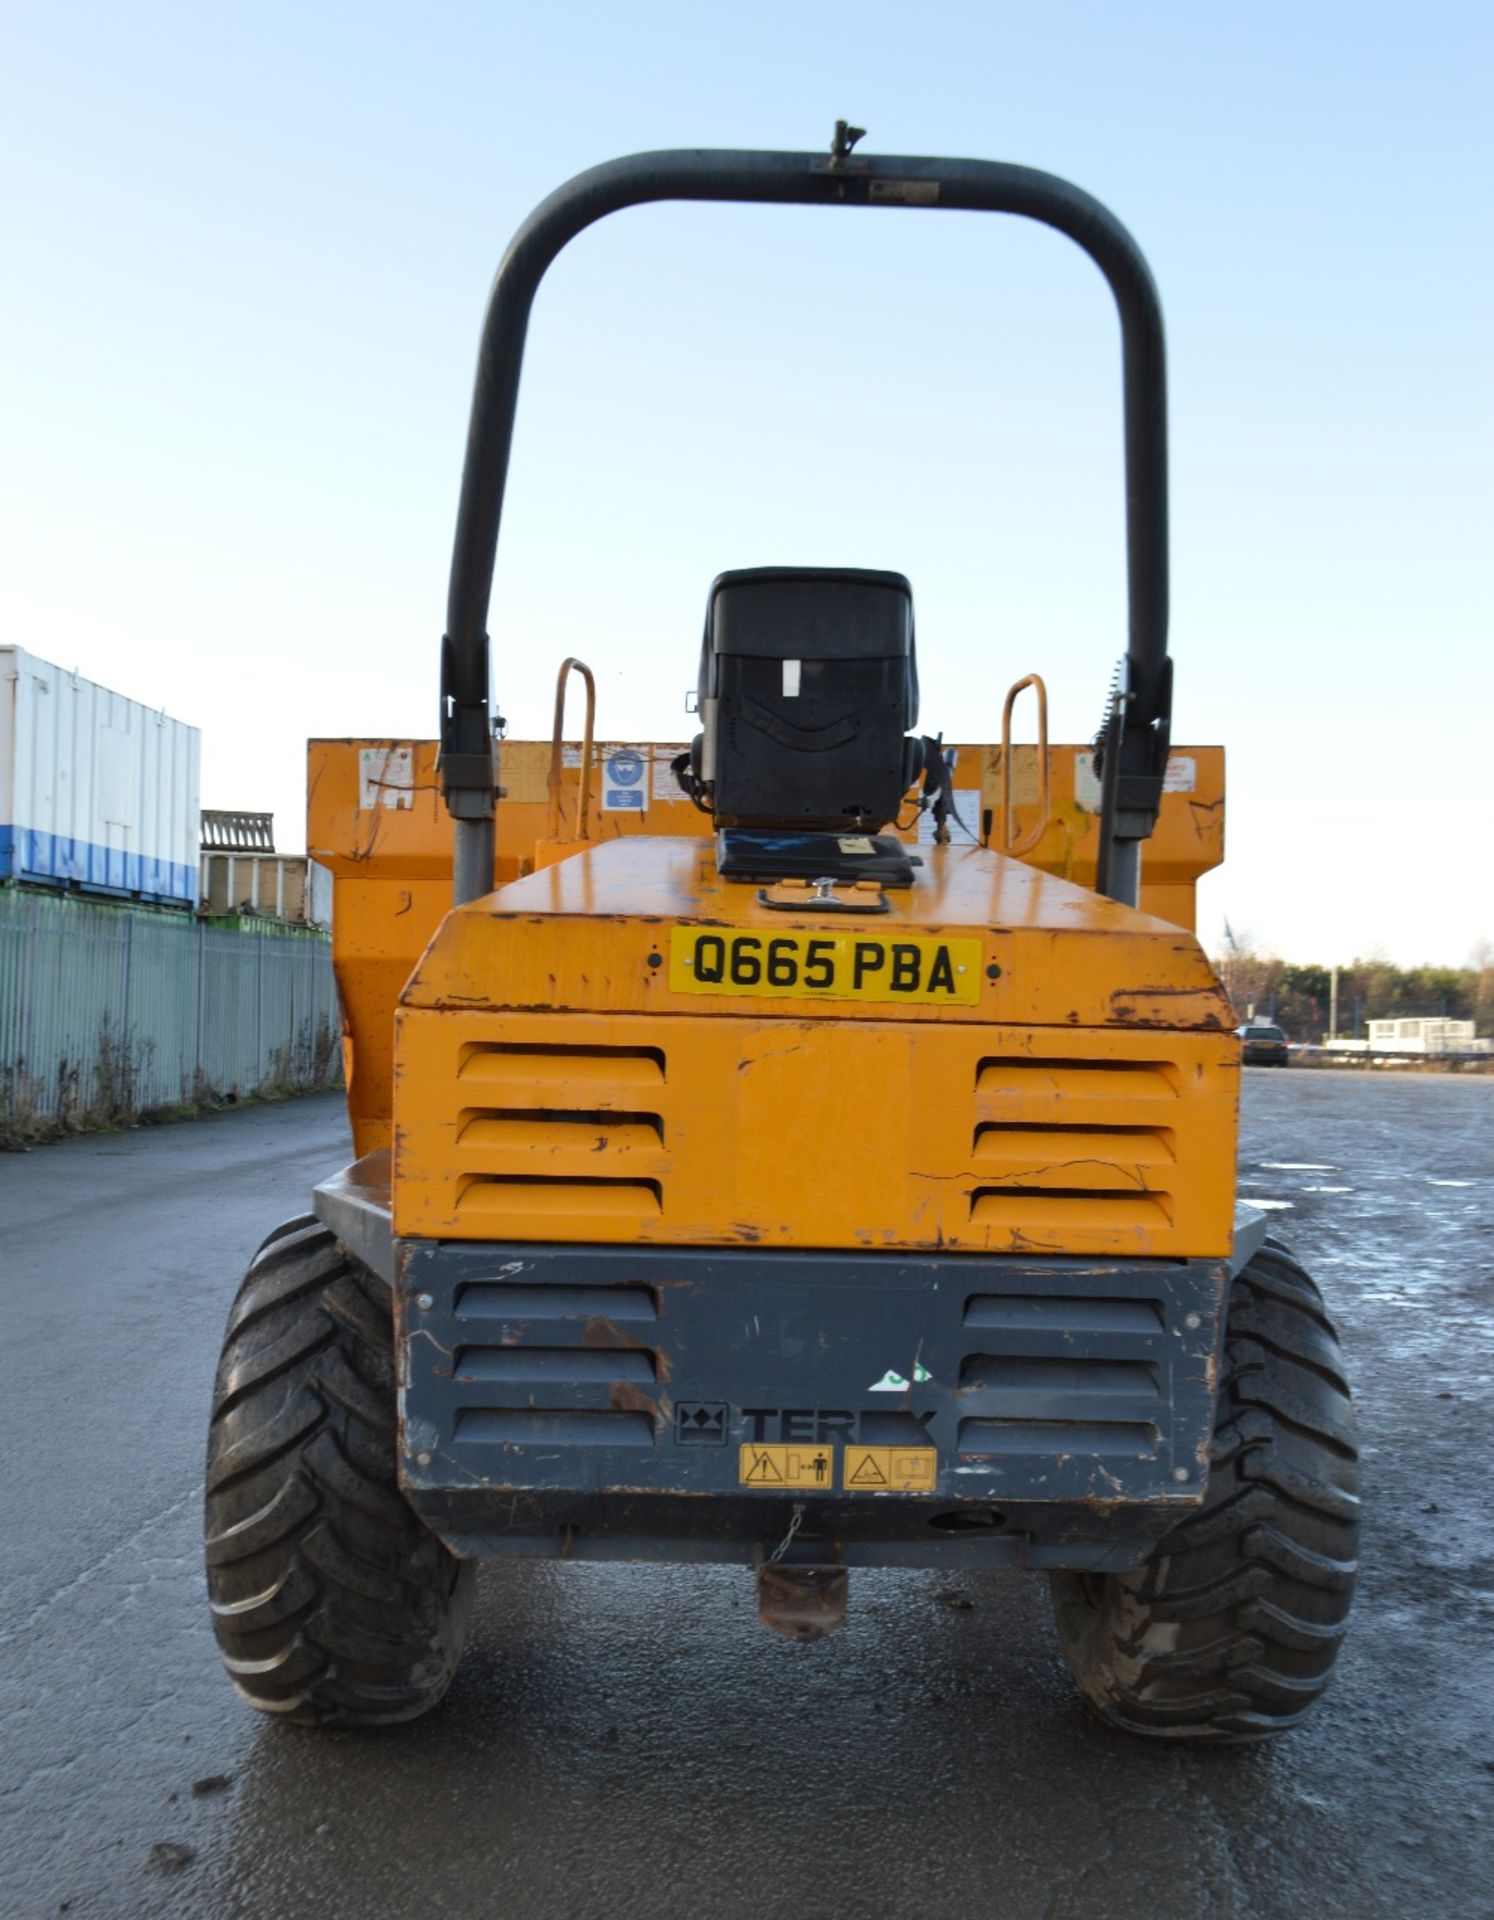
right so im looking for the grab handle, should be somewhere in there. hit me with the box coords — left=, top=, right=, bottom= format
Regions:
left=546, top=657, right=596, bottom=843
left=998, top=673, right=1050, bottom=858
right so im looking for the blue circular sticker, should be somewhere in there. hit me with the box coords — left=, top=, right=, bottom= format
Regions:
left=608, top=752, right=644, bottom=786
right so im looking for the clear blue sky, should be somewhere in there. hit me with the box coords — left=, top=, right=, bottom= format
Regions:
left=3, top=1, right=1489, bottom=965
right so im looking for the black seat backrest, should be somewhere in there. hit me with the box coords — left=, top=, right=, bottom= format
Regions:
left=693, top=567, right=922, bottom=831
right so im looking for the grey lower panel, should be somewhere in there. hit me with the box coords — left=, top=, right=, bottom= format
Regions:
left=396, top=1239, right=1231, bottom=1569
left=425, top=1493, right=1175, bottom=1572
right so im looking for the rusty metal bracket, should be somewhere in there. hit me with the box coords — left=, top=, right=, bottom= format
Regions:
left=756, top=1560, right=849, bottom=1643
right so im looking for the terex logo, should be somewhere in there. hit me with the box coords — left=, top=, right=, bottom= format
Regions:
left=742, top=1408, right=937, bottom=1443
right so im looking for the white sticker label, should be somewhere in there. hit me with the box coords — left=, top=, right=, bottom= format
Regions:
left=868, top=1363, right=934, bottom=1392
left=561, top=744, right=587, bottom=770
left=868, top=179, right=940, bottom=206
left=917, top=789, right=981, bottom=845
left=782, top=658, right=802, bottom=698
left=1076, top=750, right=1195, bottom=812
left=838, top=835, right=874, bottom=855
left=651, top=745, right=692, bottom=801
left=358, top=746, right=415, bottom=811
left=602, top=746, right=650, bottom=813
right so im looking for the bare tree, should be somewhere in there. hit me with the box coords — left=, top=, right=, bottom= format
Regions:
left=1214, top=922, right=1282, bottom=1023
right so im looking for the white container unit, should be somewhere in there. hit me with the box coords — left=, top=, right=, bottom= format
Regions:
left=200, top=853, right=334, bottom=928
left=0, top=646, right=201, bottom=906
left=1366, top=1018, right=1486, bottom=1055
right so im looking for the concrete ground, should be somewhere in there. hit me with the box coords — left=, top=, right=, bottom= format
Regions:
left=1, top=1072, right=1490, bottom=1919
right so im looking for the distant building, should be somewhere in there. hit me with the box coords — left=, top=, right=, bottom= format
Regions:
left=1364, top=1018, right=1490, bottom=1055
left=199, top=811, right=331, bottom=928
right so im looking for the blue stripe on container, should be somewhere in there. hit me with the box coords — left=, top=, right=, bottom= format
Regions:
left=0, top=824, right=196, bottom=905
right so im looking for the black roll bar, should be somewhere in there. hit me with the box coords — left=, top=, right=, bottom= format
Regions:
left=441, top=137, right=1171, bottom=906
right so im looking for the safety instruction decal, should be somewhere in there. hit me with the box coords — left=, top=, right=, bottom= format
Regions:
left=739, top=1444, right=834, bottom=1489
left=917, top=789, right=982, bottom=846
left=843, top=1446, right=939, bottom=1493
left=738, top=1442, right=940, bottom=1492
left=358, top=745, right=415, bottom=811
left=1076, top=749, right=1196, bottom=813
left=602, top=746, right=650, bottom=812
left=651, top=745, right=692, bottom=801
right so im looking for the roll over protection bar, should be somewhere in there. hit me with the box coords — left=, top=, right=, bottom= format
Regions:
left=441, top=132, right=1172, bottom=907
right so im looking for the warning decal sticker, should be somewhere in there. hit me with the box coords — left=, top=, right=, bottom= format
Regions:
left=1077, top=749, right=1197, bottom=812
left=843, top=1446, right=939, bottom=1493
left=739, top=1444, right=834, bottom=1490
left=651, top=745, right=692, bottom=801
left=358, top=745, right=415, bottom=811
left=916, top=789, right=981, bottom=846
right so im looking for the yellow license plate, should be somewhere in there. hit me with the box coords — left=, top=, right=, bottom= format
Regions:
left=668, top=926, right=982, bottom=1005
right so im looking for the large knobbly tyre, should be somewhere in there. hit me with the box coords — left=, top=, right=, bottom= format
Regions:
left=1048, top=1240, right=1358, bottom=1742
left=205, top=1221, right=474, bottom=1726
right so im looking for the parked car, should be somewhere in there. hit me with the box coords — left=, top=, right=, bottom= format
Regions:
left=1238, top=1021, right=1290, bottom=1066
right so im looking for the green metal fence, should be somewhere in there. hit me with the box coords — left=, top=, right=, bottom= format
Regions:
left=0, top=887, right=342, bottom=1140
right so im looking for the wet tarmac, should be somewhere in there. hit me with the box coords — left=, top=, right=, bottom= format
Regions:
left=1, top=1072, right=1491, bottom=1918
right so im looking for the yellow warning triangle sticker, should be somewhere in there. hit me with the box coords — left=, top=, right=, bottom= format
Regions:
left=849, top=1453, right=888, bottom=1486
left=745, top=1450, right=784, bottom=1483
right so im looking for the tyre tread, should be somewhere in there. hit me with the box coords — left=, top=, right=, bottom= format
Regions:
left=1049, top=1242, right=1357, bottom=1743
left=204, top=1223, right=472, bottom=1726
